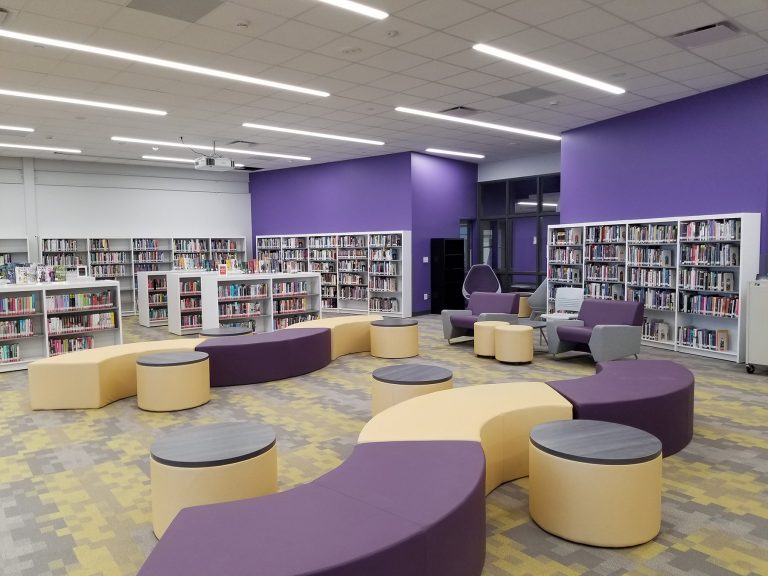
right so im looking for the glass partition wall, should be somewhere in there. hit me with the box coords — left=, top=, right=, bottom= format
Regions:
left=477, top=174, right=560, bottom=291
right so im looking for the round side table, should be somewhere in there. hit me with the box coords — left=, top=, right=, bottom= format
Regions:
left=136, top=351, right=210, bottom=412
left=371, top=363, right=453, bottom=416
left=529, top=419, right=662, bottom=547
left=150, top=421, right=277, bottom=538
left=370, top=318, right=419, bottom=358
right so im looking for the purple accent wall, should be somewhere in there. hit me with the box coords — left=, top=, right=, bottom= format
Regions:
left=561, top=75, right=768, bottom=267
left=411, top=153, right=478, bottom=312
left=250, top=153, right=412, bottom=234
left=250, top=152, right=477, bottom=314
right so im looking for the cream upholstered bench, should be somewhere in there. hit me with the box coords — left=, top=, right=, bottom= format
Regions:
left=286, top=314, right=383, bottom=359
left=359, top=382, right=573, bottom=494
left=28, top=339, right=206, bottom=410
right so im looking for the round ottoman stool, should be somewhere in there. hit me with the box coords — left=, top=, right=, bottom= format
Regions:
left=517, top=295, right=532, bottom=318
left=473, top=321, right=508, bottom=357
left=137, top=351, right=210, bottom=412
left=494, top=324, right=534, bottom=363
left=150, top=421, right=277, bottom=538
left=371, top=364, right=453, bottom=416
left=200, top=326, right=252, bottom=337
left=370, top=318, right=419, bottom=358
left=529, top=419, right=662, bottom=547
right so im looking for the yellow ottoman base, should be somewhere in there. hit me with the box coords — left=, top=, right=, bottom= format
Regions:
left=495, top=325, right=534, bottom=363
left=370, top=320, right=419, bottom=359
left=473, top=321, right=508, bottom=357
left=137, top=351, right=210, bottom=412
left=371, top=364, right=453, bottom=416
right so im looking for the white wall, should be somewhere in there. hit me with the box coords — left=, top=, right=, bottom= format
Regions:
left=0, top=157, right=252, bottom=258
left=478, top=151, right=561, bottom=182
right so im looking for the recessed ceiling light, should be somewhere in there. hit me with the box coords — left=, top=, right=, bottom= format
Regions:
left=0, top=29, right=329, bottom=98
left=0, top=124, right=34, bottom=132
left=317, top=0, right=388, bottom=20
left=241, top=123, right=385, bottom=146
left=425, top=148, right=485, bottom=159
left=0, top=142, right=81, bottom=153
left=518, top=201, right=558, bottom=207
left=113, top=136, right=311, bottom=160
left=395, top=107, right=561, bottom=142
left=473, top=43, right=625, bottom=95
left=0, top=88, right=167, bottom=115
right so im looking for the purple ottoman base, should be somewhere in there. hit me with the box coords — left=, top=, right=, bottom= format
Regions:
left=139, top=441, right=486, bottom=576
left=547, top=359, right=694, bottom=456
left=196, top=328, right=332, bottom=387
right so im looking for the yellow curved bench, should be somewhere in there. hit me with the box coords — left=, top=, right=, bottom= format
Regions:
left=286, top=315, right=383, bottom=359
left=358, top=382, right=573, bottom=494
left=28, top=339, right=206, bottom=410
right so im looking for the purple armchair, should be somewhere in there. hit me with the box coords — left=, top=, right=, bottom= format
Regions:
left=546, top=299, right=644, bottom=362
left=442, top=291, right=520, bottom=342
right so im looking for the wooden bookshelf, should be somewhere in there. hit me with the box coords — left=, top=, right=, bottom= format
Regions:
left=0, top=280, right=122, bottom=372
left=547, top=213, right=760, bottom=362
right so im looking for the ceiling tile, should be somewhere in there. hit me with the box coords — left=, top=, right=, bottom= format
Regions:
left=714, top=46, right=768, bottom=69
left=734, top=9, right=768, bottom=31
left=282, top=52, right=350, bottom=75
left=171, top=24, right=252, bottom=54
left=313, top=37, right=391, bottom=63
left=490, top=27, right=565, bottom=54
left=103, top=7, right=190, bottom=40
left=699, top=0, right=766, bottom=18
left=195, top=4, right=287, bottom=38
left=690, top=33, right=768, bottom=59
left=608, top=38, right=680, bottom=62
left=9, top=11, right=98, bottom=41
left=680, top=70, right=745, bottom=89
left=328, top=63, right=393, bottom=83
left=403, top=82, right=462, bottom=98
left=601, top=0, right=698, bottom=21
left=539, top=8, right=627, bottom=40
left=636, top=3, right=726, bottom=36
left=335, top=85, right=395, bottom=101
left=444, top=12, right=528, bottom=42
left=395, top=0, right=486, bottom=28
left=229, top=38, right=303, bottom=65
left=360, top=48, right=430, bottom=72
left=633, top=82, right=696, bottom=99
left=399, top=32, right=470, bottom=59
left=472, top=79, right=533, bottom=97
left=497, top=0, right=591, bottom=25
left=637, top=50, right=704, bottom=73
left=233, top=0, right=310, bottom=19
left=526, top=42, right=597, bottom=65
left=369, top=73, right=428, bottom=91
left=260, top=20, right=342, bottom=51
left=659, top=61, right=727, bottom=81
left=401, top=60, right=466, bottom=81
left=440, top=70, right=500, bottom=89
left=295, top=4, right=375, bottom=34
left=577, top=24, right=656, bottom=52
left=348, top=17, right=433, bottom=47
left=23, top=0, right=122, bottom=27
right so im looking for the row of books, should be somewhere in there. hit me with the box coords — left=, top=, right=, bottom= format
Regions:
left=133, top=239, right=166, bottom=250
left=642, top=318, right=671, bottom=342
left=174, top=239, right=209, bottom=252
left=312, top=262, right=336, bottom=274
left=211, top=240, right=239, bottom=250
left=322, top=286, right=337, bottom=297
left=586, top=225, right=626, bottom=243
left=677, top=326, right=730, bottom=351
left=148, top=294, right=167, bottom=304
left=49, top=335, right=94, bottom=356
left=340, top=286, right=367, bottom=300
left=585, top=244, right=623, bottom=261
left=679, top=219, right=741, bottom=242
left=148, top=308, right=168, bottom=321
left=273, top=281, right=309, bottom=295
left=0, top=342, right=20, bottom=363
left=309, top=249, right=336, bottom=260
left=135, top=264, right=163, bottom=272
left=284, top=250, right=306, bottom=260
left=370, top=277, right=398, bottom=292
left=321, top=273, right=337, bottom=285
left=42, top=239, right=78, bottom=251
left=0, top=319, right=34, bottom=338
left=219, top=302, right=263, bottom=317
left=0, top=253, right=13, bottom=266
left=274, top=298, right=307, bottom=314
left=339, top=263, right=367, bottom=273
left=180, top=281, right=200, bottom=293
left=180, top=298, right=201, bottom=310
left=340, top=273, right=365, bottom=286
left=370, top=297, right=399, bottom=312
left=550, top=228, right=581, bottom=245
left=371, top=248, right=400, bottom=261
left=273, top=313, right=319, bottom=330
left=339, top=249, right=367, bottom=259
left=628, top=268, right=674, bottom=288
left=322, top=298, right=337, bottom=309
left=4, top=264, right=67, bottom=284
left=256, top=238, right=281, bottom=248
left=370, top=234, right=402, bottom=247
left=283, top=263, right=309, bottom=274
left=218, top=283, right=268, bottom=299
left=180, top=315, right=201, bottom=328
left=548, top=268, right=581, bottom=283
left=628, top=224, right=677, bottom=244
left=42, top=255, right=82, bottom=266
left=89, top=239, right=113, bottom=251
left=627, top=247, right=673, bottom=267
left=678, top=270, right=735, bottom=292
left=338, top=235, right=367, bottom=248
left=309, top=236, right=336, bottom=248
left=48, top=312, right=115, bottom=335
left=0, top=295, right=37, bottom=315
left=679, top=294, right=739, bottom=317
left=680, top=244, right=739, bottom=266
left=585, top=283, right=624, bottom=300
left=629, top=288, right=675, bottom=311
left=134, top=252, right=167, bottom=263
left=550, top=247, right=582, bottom=264
left=585, top=264, right=625, bottom=282
left=370, top=262, right=399, bottom=275
left=90, top=253, right=129, bottom=264
left=46, top=292, right=113, bottom=311
left=281, top=237, right=305, bottom=249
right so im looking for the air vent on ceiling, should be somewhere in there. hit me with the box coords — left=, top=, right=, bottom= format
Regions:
left=126, top=0, right=222, bottom=23
left=669, top=21, right=741, bottom=48
left=499, top=87, right=559, bottom=104
left=438, top=106, right=480, bottom=117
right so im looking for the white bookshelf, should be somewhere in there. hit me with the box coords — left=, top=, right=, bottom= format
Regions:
left=41, top=238, right=88, bottom=269
left=136, top=271, right=169, bottom=328
left=172, top=238, right=210, bottom=270
left=89, top=238, right=135, bottom=315
left=271, top=273, right=322, bottom=330
left=1, top=280, right=122, bottom=372
left=0, top=238, right=29, bottom=267
left=254, top=230, right=412, bottom=317
left=166, top=271, right=214, bottom=336
left=210, top=237, right=246, bottom=267
left=547, top=213, right=761, bottom=362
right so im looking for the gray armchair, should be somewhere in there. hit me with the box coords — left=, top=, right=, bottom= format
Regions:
left=442, top=291, right=519, bottom=342
left=547, top=299, right=644, bottom=362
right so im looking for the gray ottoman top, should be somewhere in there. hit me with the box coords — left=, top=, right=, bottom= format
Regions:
left=151, top=421, right=276, bottom=468
left=530, top=420, right=662, bottom=465
left=200, top=326, right=253, bottom=337
left=373, top=364, right=452, bottom=385
left=371, top=318, right=418, bottom=327
left=137, top=351, right=209, bottom=367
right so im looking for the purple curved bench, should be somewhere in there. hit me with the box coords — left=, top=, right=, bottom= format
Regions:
left=195, top=328, right=332, bottom=387
left=139, top=441, right=486, bottom=576
left=546, top=360, right=694, bottom=456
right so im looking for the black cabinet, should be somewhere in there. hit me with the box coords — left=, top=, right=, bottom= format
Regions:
left=431, top=238, right=465, bottom=313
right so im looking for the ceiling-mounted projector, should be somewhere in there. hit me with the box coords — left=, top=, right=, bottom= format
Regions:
left=194, top=156, right=235, bottom=171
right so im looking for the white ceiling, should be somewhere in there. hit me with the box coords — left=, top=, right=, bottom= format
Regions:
left=0, top=0, right=767, bottom=170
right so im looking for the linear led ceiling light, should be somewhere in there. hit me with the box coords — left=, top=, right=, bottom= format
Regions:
left=113, top=137, right=311, bottom=161
left=0, top=142, right=81, bottom=153
left=425, top=148, right=484, bottom=159
left=517, top=201, right=558, bottom=207
left=142, top=155, right=244, bottom=167
left=317, top=0, right=388, bottom=19
left=0, top=29, right=329, bottom=98
left=242, top=122, right=385, bottom=145
left=0, top=124, right=34, bottom=132
left=0, top=88, right=166, bottom=115
left=395, top=107, right=561, bottom=141
left=473, top=43, right=625, bottom=95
